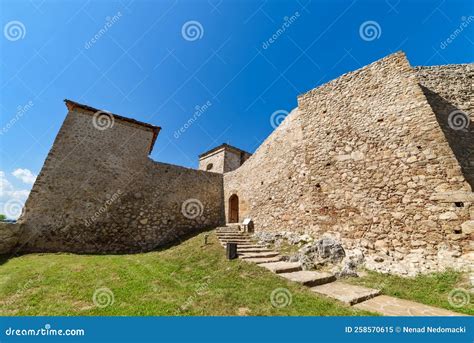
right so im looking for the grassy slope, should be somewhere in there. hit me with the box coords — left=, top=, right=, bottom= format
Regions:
left=0, top=232, right=372, bottom=316
left=345, top=270, right=473, bottom=315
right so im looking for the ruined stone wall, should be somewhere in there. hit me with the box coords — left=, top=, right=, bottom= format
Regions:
left=224, top=52, right=472, bottom=275
left=19, top=107, right=224, bottom=253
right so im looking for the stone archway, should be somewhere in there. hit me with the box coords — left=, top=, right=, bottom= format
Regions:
left=228, top=194, right=239, bottom=223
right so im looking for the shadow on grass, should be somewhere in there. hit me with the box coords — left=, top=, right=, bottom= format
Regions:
left=0, top=226, right=219, bottom=265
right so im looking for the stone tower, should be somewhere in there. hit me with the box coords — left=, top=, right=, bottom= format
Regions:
left=198, top=143, right=252, bottom=173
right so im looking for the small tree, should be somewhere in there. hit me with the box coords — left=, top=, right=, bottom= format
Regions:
left=0, top=214, right=6, bottom=221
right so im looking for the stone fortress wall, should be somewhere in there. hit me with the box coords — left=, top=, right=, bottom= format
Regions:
left=224, top=52, right=473, bottom=275
left=2, top=51, right=472, bottom=275
left=16, top=101, right=224, bottom=254
left=224, top=107, right=309, bottom=230
left=415, top=64, right=474, bottom=188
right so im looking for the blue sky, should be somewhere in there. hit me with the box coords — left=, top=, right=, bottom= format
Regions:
left=1, top=0, right=473, bottom=217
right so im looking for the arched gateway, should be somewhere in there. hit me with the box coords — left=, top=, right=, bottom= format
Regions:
left=228, top=194, right=239, bottom=223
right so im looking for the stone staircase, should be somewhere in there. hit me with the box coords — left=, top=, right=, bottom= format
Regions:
left=216, top=226, right=464, bottom=316
left=217, top=228, right=282, bottom=263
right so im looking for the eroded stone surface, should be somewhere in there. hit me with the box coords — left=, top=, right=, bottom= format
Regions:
left=311, top=281, right=380, bottom=305
left=238, top=248, right=272, bottom=254
left=354, top=295, right=464, bottom=316
left=259, top=261, right=302, bottom=274
left=240, top=251, right=279, bottom=259
left=244, top=256, right=282, bottom=264
left=0, top=223, right=20, bottom=254
left=279, top=271, right=335, bottom=286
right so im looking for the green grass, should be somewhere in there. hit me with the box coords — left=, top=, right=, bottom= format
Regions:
left=271, top=240, right=302, bottom=256
left=0, top=231, right=373, bottom=316
left=344, top=269, right=473, bottom=315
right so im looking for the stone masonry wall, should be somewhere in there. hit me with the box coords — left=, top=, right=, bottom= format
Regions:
left=298, top=52, right=472, bottom=274
left=224, top=107, right=310, bottom=230
left=199, top=148, right=252, bottom=173
left=18, top=106, right=224, bottom=253
left=225, top=52, right=473, bottom=275
left=0, top=223, right=20, bottom=255
left=198, top=149, right=226, bottom=173
left=12, top=53, right=472, bottom=274
left=223, top=150, right=245, bottom=173
left=416, top=64, right=474, bottom=188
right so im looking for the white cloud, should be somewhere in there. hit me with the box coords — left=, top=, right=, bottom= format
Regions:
left=9, top=189, right=30, bottom=199
left=0, top=170, right=31, bottom=219
left=0, top=171, right=13, bottom=197
left=12, top=168, right=37, bottom=185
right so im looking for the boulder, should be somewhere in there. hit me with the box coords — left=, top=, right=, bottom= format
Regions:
left=290, top=237, right=346, bottom=270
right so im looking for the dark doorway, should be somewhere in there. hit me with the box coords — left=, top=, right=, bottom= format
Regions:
left=228, top=194, right=239, bottom=223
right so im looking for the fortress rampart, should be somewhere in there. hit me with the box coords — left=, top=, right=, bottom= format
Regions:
left=2, top=52, right=472, bottom=275
left=16, top=101, right=224, bottom=253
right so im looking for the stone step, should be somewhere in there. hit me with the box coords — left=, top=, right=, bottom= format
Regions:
left=217, top=235, right=251, bottom=238
left=259, top=261, right=302, bottom=274
left=220, top=225, right=241, bottom=231
left=217, top=232, right=249, bottom=235
left=218, top=237, right=252, bottom=240
left=221, top=242, right=261, bottom=246
left=220, top=242, right=254, bottom=246
left=217, top=234, right=251, bottom=238
left=279, top=271, right=336, bottom=287
left=310, top=281, right=381, bottom=305
left=219, top=239, right=253, bottom=242
left=237, top=247, right=273, bottom=253
left=239, top=251, right=280, bottom=259
left=353, top=295, right=464, bottom=316
left=235, top=245, right=267, bottom=249
left=243, top=256, right=282, bottom=264
left=220, top=244, right=256, bottom=249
